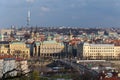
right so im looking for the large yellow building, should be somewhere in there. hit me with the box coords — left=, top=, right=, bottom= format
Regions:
left=78, top=43, right=120, bottom=60
left=0, top=41, right=9, bottom=54
left=34, top=40, right=64, bottom=58
left=0, top=41, right=30, bottom=59
left=10, top=42, right=30, bottom=59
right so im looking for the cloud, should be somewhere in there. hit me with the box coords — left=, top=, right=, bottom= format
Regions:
left=26, top=0, right=35, bottom=3
left=1, top=0, right=120, bottom=28
left=40, top=6, right=50, bottom=12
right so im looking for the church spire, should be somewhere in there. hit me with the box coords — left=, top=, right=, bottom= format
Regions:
left=69, top=30, right=73, bottom=41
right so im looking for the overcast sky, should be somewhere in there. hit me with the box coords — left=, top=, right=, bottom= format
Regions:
left=0, top=0, right=120, bottom=28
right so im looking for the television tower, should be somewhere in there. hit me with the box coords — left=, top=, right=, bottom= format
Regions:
left=27, top=10, right=30, bottom=27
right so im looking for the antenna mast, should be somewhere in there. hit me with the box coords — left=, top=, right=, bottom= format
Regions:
left=27, top=10, right=30, bottom=27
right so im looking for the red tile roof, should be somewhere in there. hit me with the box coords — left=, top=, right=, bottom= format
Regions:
left=0, top=54, right=26, bottom=61
left=0, top=54, right=14, bottom=59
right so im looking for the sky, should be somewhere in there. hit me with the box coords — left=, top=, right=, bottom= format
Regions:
left=0, top=0, right=120, bottom=28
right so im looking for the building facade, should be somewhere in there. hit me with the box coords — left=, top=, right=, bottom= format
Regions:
left=0, top=41, right=9, bottom=54
left=77, top=43, right=120, bottom=60
left=9, top=42, right=30, bottom=59
left=34, top=40, right=64, bottom=58
left=0, top=41, right=30, bottom=59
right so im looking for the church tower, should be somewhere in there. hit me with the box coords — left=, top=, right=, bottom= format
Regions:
left=68, top=30, right=73, bottom=41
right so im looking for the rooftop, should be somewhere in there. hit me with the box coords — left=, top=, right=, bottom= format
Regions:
left=0, top=41, right=10, bottom=44
left=10, top=41, right=25, bottom=44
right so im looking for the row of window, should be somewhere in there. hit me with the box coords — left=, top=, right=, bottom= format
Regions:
left=87, top=50, right=114, bottom=52
left=40, top=48, right=61, bottom=50
left=85, top=53, right=113, bottom=56
left=88, top=47, right=114, bottom=49
left=11, top=47, right=27, bottom=49
left=84, top=56, right=117, bottom=58
left=10, top=51, right=29, bottom=54
left=41, top=50, right=62, bottom=53
left=40, top=53, right=59, bottom=57
left=40, top=46, right=61, bottom=49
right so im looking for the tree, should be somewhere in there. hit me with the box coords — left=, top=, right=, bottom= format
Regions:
left=0, top=60, right=33, bottom=80
left=1, top=68, right=32, bottom=80
left=30, top=70, right=40, bottom=80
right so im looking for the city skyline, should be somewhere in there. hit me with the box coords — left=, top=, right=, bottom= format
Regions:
left=0, top=0, right=120, bottom=28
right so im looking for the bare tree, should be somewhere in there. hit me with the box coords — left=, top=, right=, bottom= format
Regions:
left=0, top=61, right=33, bottom=80
left=1, top=68, right=32, bottom=80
